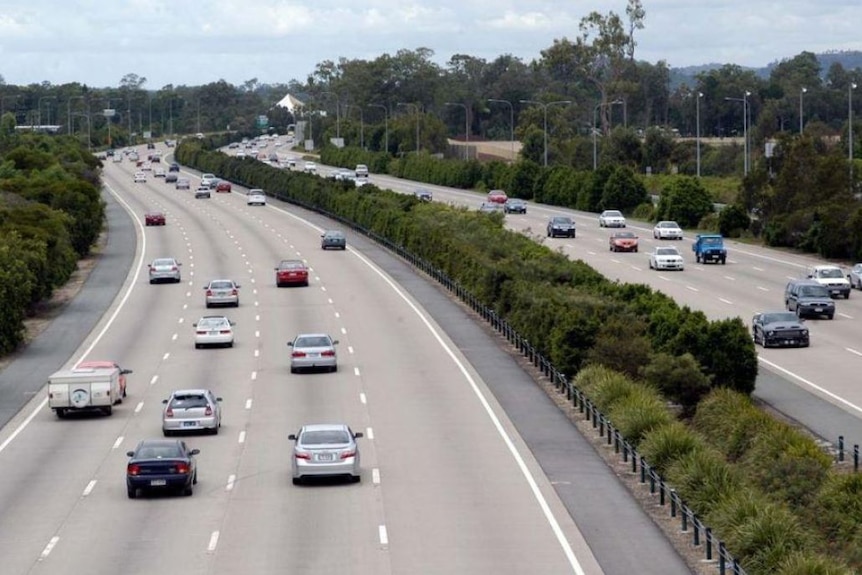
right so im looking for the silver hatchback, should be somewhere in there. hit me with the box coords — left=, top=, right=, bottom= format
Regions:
left=288, top=333, right=338, bottom=373
left=204, top=279, right=240, bottom=308
left=288, top=424, right=363, bottom=484
left=162, top=389, right=222, bottom=435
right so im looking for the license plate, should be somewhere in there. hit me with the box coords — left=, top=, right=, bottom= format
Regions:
left=183, top=421, right=197, bottom=427
left=150, top=479, right=167, bottom=486
left=814, top=308, right=823, bottom=312
left=317, top=453, right=333, bottom=462
left=209, top=331, right=219, bottom=335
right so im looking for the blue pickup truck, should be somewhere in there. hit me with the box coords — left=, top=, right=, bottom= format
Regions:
left=692, top=234, right=727, bottom=264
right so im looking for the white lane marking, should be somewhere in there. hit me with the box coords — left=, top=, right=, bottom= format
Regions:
left=341, top=327, right=347, bottom=335
left=359, top=392, right=367, bottom=404
left=334, top=312, right=341, bottom=318
left=724, top=276, right=735, bottom=281
left=172, top=333, right=178, bottom=341
left=254, top=349, right=260, bottom=358
left=354, top=367, right=361, bottom=376
left=251, top=278, right=256, bottom=284
left=112, top=436, right=124, bottom=450
left=178, top=317, right=184, bottom=324
left=759, top=357, right=862, bottom=416
left=757, top=286, right=769, bottom=292
left=657, top=275, right=671, bottom=281
left=251, top=371, right=257, bottom=381
left=238, top=431, right=246, bottom=444
left=186, top=291, right=191, bottom=297
left=839, top=312, right=854, bottom=319
left=686, top=286, right=699, bottom=292
left=253, top=289, right=258, bottom=295
left=321, top=286, right=327, bottom=292
left=328, top=298, right=334, bottom=304
left=719, top=298, right=733, bottom=305
left=348, top=346, right=354, bottom=354
left=134, top=402, right=144, bottom=413
left=163, top=352, right=170, bottom=360
left=630, top=266, right=643, bottom=271
left=365, top=427, right=374, bottom=439
left=846, top=348, right=862, bottom=357
left=255, top=330, right=260, bottom=338
left=753, top=266, right=765, bottom=271
left=207, top=531, right=220, bottom=553
left=372, top=468, right=381, bottom=485
left=82, top=479, right=97, bottom=497
left=0, top=183, right=149, bottom=456
left=183, top=303, right=188, bottom=310
left=39, top=536, right=60, bottom=561
left=226, top=475, right=236, bottom=491
left=254, top=301, right=259, bottom=307
left=255, top=314, right=260, bottom=321
left=245, top=399, right=253, bottom=409
left=150, top=375, right=159, bottom=385
left=378, top=525, right=388, bottom=546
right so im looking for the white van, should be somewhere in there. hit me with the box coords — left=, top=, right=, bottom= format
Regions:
left=48, top=366, right=126, bottom=417
left=355, top=164, right=369, bottom=178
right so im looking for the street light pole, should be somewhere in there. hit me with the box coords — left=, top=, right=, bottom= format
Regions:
left=321, top=91, right=341, bottom=140
left=851, top=83, right=857, bottom=192
left=38, top=96, right=56, bottom=129
left=519, top=99, right=572, bottom=167
left=68, top=96, right=85, bottom=135
left=396, top=102, right=420, bottom=153
left=724, top=91, right=751, bottom=175
left=367, top=104, right=388, bottom=153
left=696, top=92, right=703, bottom=178
left=591, top=100, right=622, bottom=170
left=487, top=98, right=515, bottom=161
left=444, top=102, right=469, bottom=160
left=799, top=87, right=807, bottom=134
left=345, top=104, right=364, bottom=148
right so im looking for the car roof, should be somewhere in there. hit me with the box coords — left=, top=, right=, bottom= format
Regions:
left=300, top=423, right=350, bottom=433
left=136, top=438, right=183, bottom=448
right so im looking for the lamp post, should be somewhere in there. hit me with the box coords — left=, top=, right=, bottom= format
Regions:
left=696, top=92, right=703, bottom=178
left=396, top=102, right=420, bottom=153
left=67, top=96, right=85, bottom=135
left=851, top=82, right=857, bottom=192
left=592, top=100, right=622, bottom=170
left=71, top=112, right=91, bottom=151
left=38, top=96, right=56, bottom=129
left=345, top=104, right=364, bottom=148
left=799, top=87, right=807, bottom=134
left=367, top=104, right=388, bottom=153
left=520, top=99, right=572, bottom=167
left=321, top=91, right=341, bottom=140
left=444, top=101, right=469, bottom=160
left=725, top=91, right=751, bottom=175
left=196, top=98, right=201, bottom=134
left=487, top=98, right=515, bottom=162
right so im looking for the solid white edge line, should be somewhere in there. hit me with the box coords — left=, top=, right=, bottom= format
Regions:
left=39, top=536, right=60, bottom=560
left=759, top=357, right=862, bottom=416
left=378, top=525, right=388, bottom=546
left=207, top=531, right=220, bottom=552
left=0, top=182, right=147, bottom=456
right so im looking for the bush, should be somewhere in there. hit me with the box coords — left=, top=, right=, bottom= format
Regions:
left=639, top=421, right=706, bottom=474
left=775, top=552, right=853, bottom=575
left=607, top=385, right=672, bottom=446
left=586, top=314, right=653, bottom=378
left=667, top=448, right=746, bottom=515
left=723, top=503, right=813, bottom=575
left=656, top=175, right=715, bottom=228
left=631, top=201, right=655, bottom=221
left=691, top=388, right=769, bottom=461
left=575, top=365, right=639, bottom=412
left=719, top=203, right=751, bottom=237
left=641, top=352, right=712, bottom=415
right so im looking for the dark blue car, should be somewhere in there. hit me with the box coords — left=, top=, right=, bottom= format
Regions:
left=126, top=439, right=199, bottom=498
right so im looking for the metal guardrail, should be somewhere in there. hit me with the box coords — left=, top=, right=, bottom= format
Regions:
left=266, top=190, right=749, bottom=574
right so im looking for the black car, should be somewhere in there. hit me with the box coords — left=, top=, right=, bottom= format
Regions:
left=752, top=311, right=810, bottom=348
left=784, top=279, right=835, bottom=319
left=504, top=199, right=527, bottom=214
left=321, top=230, right=347, bottom=250
left=168, top=162, right=180, bottom=172
left=547, top=216, right=576, bottom=238
left=147, top=142, right=156, bottom=150
left=126, top=439, right=199, bottom=498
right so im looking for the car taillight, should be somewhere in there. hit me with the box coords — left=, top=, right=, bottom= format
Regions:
left=127, top=464, right=141, bottom=476
left=165, top=407, right=174, bottom=417
left=196, top=330, right=206, bottom=335
left=206, top=290, right=213, bottom=296
left=204, top=406, right=213, bottom=416
left=219, top=330, right=231, bottom=334
left=321, top=350, right=335, bottom=357
left=176, top=462, right=190, bottom=474
left=231, top=289, right=238, bottom=295
left=171, top=266, right=178, bottom=271
left=292, top=351, right=306, bottom=357
left=340, top=450, right=356, bottom=459
left=295, top=451, right=311, bottom=460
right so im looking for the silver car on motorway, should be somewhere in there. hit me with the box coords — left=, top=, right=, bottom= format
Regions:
left=288, top=424, right=363, bottom=484
left=288, top=333, right=338, bottom=373
left=204, top=279, right=240, bottom=308
left=162, top=389, right=222, bottom=436
left=148, top=257, right=182, bottom=284
left=194, top=316, right=235, bottom=348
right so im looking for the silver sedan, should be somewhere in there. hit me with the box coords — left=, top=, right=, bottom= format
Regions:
left=148, top=257, right=182, bottom=284
left=162, top=389, right=222, bottom=436
left=288, top=333, right=338, bottom=373
left=848, top=263, right=862, bottom=289
left=288, top=424, right=363, bottom=484
left=194, top=316, right=235, bottom=348
left=204, top=279, right=240, bottom=308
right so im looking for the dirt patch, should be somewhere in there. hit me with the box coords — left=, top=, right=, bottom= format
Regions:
left=0, top=231, right=107, bottom=374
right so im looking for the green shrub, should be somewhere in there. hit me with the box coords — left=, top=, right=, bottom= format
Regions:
left=724, top=503, right=813, bottom=575
left=810, top=473, right=862, bottom=550
left=631, top=201, right=655, bottom=221
left=639, top=421, right=706, bottom=475
left=775, top=552, right=853, bottom=575
left=607, top=387, right=672, bottom=446
left=586, top=314, right=652, bottom=378
left=575, top=365, right=638, bottom=412
left=691, top=388, right=768, bottom=460
left=641, top=352, right=712, bottom=415
left=666, top=448, right=745, bottom=515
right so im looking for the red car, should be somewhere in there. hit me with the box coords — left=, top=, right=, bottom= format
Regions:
left=274, top=259, right=309, bottom=287
left=609, top=230, right=639, bottom=252
left=487, top=189, right=508, bottom=204
left=145, top=211, right=166, bottom=226
left=216, top=181, right=232, bottom=193
left=75, top=360, right=132, bottom=398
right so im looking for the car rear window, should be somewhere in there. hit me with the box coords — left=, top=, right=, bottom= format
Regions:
left=301, top=430, right=350, bottom=445
left=209, top=281, right=233, bottom=289
left=280, top=261, right=303, bottom=269
left=170, top=395, right=208, bottom=409
left=295, top=336, right=331, bottom=348
left=137, top=444, right=183, bottom=459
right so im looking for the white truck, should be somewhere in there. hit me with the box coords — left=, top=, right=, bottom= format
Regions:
left=48, top=366, right=126, bottom=417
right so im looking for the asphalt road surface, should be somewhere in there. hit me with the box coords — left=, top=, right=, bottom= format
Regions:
left=0, top=144, right=693, bottom=575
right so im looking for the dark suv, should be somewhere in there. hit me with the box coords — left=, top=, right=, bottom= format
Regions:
left=785, top=279, right=835, bottom=319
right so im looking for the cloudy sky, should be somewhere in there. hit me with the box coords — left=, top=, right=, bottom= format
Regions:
left=1, top=0, right=860, bottom=88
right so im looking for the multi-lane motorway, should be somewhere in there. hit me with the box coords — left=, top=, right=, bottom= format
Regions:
left=0, top=144, right=698, bottom=575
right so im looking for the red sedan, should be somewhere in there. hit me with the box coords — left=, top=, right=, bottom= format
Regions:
left=76, top=360, right=133, bottom=398
left=609, top=231, right=639, bottom=252
left=145, top=211, right=166, bottom=226
left=216, top=180, right=232, bottom=193
left=487, top=189, right=508, bottom=204
left=274, top=259, right=309, bottom=287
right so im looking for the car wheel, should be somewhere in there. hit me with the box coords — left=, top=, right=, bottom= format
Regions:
left=227, top=342, right=234, bottom=348
left=56, top=408, right=66, bottom=418
left=195, top=343, right=201, bottom=349
left=183, top=485, right=193, bottom=496
left=276, top=282, right=283, bottom=288
left=634, top=247, right=638, bottom=253
left=828, top=313, right=835, bottom=320
left=330, top=365, right=338, bottom=373
left=210, top=425, right=219, bottom=436
left=290, top=366, right=297, bottom=374
left=127, top=486, right=137, bottom=499
left=205, top=302, right=211, bottom=309
left=102, top=406, right=112, bottom=416
left=149, top=279, right=155, bottom=285
left=193, top=471, right=198, bottom=485
left=163, top=429, right=172, bottom=437
left=292, top=477, right=302, bottom=485
left=721, top=258, right=726, bottom=265
left=234, top=301, right=240, bottom=307
left=846, top=292, right=851, bottom=300
left=351, top=475, right=361, bottom=484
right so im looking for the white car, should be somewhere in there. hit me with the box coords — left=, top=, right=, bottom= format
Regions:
left=653, top=221, right=684, bottom=240
left=807, top=265, right=851, bottom=299
left=848, top=263, right=862, bottom=290
left=193, top=316, right=235, bottom=349
left=200, top=173, right=217, bottom=188
left=598, top=210, right=626, bottom=228
left=134, top=171, right=147, bottom=183
left=355, top=164, right=369, bottom=178
left=304, top=161, right=317, bottom=173
left=247, top=189, right=267, bottom=206
left=153, top=167, right=166, bottom=178
left=649, top=246, right=685, bottom=271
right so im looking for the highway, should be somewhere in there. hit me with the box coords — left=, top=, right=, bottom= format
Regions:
left=0, top=144, right=696, bottom=575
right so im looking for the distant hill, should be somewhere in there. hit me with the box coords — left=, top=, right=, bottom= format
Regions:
left=669, top=50, right=862, bottom=89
